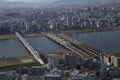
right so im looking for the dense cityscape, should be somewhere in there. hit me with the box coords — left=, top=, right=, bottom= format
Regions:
left=0, top=0, right=120, bottom=80
left=0, top=3, right=120, bottom=34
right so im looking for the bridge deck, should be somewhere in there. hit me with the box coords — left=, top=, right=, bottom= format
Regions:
left=16, top=32, right=44, bottom=65
left=42, top=32, right=91, bottom=59
left=42, top=32, right=101, bottom=59
left=57, top=33, right=100, bottom=59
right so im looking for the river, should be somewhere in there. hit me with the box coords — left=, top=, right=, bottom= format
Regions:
left=0, top=30, right=120, bottom=58
left=0, top=37, right=66, bottom=58
left=69, top=30, right=120, bottom=52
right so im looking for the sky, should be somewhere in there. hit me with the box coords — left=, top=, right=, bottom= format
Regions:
left=0, top=0, right=60, bottom=8
left=0, top=0, right=117, bottom=9
left=1, top=0, right=59, bottom=3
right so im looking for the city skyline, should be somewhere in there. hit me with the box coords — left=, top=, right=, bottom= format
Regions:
left=0, top=1, right=120, bottom=80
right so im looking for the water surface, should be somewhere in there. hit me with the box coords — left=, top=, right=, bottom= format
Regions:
left=26, top=37, right=67, bottom=54
left=0, top=39, right=29, bottom=58
left=69, top=30, right=120, bottom=52
left=0, top=37, right=67, bottom=58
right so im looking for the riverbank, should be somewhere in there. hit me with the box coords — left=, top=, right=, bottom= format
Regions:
left=23, top=33, right=43, bottom=38
left=0, top=34, right=17, bottom=39
left=0, top=56, right=38, bottom=69
left=0, top=26, right=120, bottom=40
left=58, top=26, right=120, bottom=35
left=0, top=33, right=43, bottom=40
left=0, top=51, right=70, bottom=71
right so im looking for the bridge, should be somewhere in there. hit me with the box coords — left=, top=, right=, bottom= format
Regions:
left=42, top=32, right=90, bottom=59
left=15, top=32, right=45, bottom=65
left=42, top=32, right=101, bottom=59
left=57, top=33, right=101, bottom=59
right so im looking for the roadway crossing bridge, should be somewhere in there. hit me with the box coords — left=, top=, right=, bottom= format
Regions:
left=42, top=32, right=100, bottom=60
left=57, top=33, right=101, bottom=59
left=15, top=32, right=45, bottom=65
left=42, top=32, right=91, bottom=59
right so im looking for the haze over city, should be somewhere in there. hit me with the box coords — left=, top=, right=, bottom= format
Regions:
left=0, top=0, right=58, bottom=3
left=0, top=0, right=119, bottom=8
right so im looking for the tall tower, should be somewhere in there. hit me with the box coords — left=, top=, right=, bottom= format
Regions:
left=25, top=21, right=29, bottom=32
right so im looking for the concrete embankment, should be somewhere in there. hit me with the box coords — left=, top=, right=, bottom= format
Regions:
left=0, top=56, right=38, bottom=68
left=58, top=26, right=120, bottom=35
left=0, top=51, right=70, bottom=70
left=0, top=26, right=120, bottom=39
left=0, top=33, right=43, bottom=40
left=0, top=34, right=17, bottom=39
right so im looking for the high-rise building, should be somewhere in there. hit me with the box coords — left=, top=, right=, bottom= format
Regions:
left=57, top=20, right=65, bottom=30
left=111, top=55, right=120, bottom=68
left=65, top=54, right=78, bottom=69
left=66, top=16, right=73, bottom=29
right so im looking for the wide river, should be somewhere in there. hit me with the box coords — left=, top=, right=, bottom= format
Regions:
left=0, top=37, right=66, bottom=58
left=0, top=30, right=120, bottom=58
left=69, top=30, right=120, bottom=52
